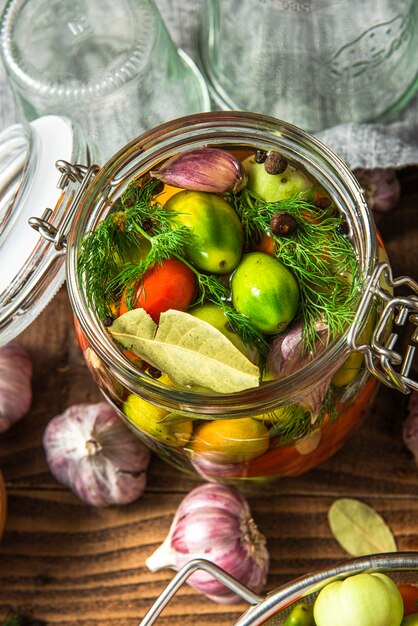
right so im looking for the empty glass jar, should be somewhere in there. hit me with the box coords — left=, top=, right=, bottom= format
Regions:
left=199, top=0, right=418, bottom=131
left=0, top=0, right=210, bottom=160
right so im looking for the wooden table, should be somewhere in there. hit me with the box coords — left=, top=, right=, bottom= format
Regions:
left=0, top=170, right=417, bottom=626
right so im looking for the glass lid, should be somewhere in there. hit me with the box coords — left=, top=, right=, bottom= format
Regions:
left=0, top=114, right=89, bottom=345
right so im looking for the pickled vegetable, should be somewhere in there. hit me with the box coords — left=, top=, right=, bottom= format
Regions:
left=231, top=252, right=300, bottom=334
left=123, top=394, right=193, bottom=447
left=165, top=190, right=244, bottom=274
left=191, top=417, right=269, bottom=464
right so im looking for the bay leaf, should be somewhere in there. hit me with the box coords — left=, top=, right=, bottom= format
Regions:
left=328, top=498, right=397, bottom=557
left=109, top=308, right=260, bottom=393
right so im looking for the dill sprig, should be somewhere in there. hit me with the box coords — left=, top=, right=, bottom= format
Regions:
left=266, top=404, right=313, bottom=443
left=78, top=178, right=194, bottom=318
left=233, top=188, right=360, bottom=350
left=77, top=205, right=143, bottom=319
left=77, top=177, right=266, bottom=357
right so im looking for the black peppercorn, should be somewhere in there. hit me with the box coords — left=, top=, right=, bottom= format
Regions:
left=140, top=216, right=154, bottom=232
left=315, top=196, right=332, bottom=209
left=337, top=222, right=350, bottom=236
left=124, top=197, right=135, bottom=208
left=254, top=149, right=267, bottom=164
left=102, top=315, right=115, bottom=327
left=269, top=212, right=298, bottom=237
left=152, top=179, right=165, bottom=195
left=264, top=152, right=288, bottom=175
left=148, top=366, right=162, bottom=379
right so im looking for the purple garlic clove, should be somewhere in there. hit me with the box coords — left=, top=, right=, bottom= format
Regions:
left=267, top=320, right=333, bottom=421
left=43, top=402, right=151, bottom=507
left=150, top=148, right=248, bottom=193
left=354, top=168, right=401, bottom=219
left=0, top=343, right=32, bottom=433
left=403, top=392, right=418, bottom=464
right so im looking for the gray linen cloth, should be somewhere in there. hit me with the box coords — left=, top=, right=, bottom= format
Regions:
left=1, top=0, right=417, bottom=171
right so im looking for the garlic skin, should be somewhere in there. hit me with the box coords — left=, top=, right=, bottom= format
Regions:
left=191, top=455, right=247, bottom=481
left=146, top=483, right=269, bottom=604
left=0, top=344, right=32, bottom=433
left=150, top=148, right=248, bottom=193
left=403, top=392, right=418, bottom=464
left=267, top=320, right=332, bottom=421
left=43, top=402, right=151, bottom=507
left=354, top=168, right=401, bottom=219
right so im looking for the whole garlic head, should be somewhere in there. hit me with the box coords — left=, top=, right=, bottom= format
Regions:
left=43, top=402, right=151, bottom=507
left=146, top=483, right=269, bottom=604
left=0, top=344, right=32, bottom=433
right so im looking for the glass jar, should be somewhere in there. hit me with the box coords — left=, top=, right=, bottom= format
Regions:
left=0, top=0, right=210, bottom=161
left=199, top=0, right=418, bottom=131
left=7, top=112, right=418, bottom=483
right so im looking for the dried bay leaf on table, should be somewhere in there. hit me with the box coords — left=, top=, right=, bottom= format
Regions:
left=109, top=308, right=260, bottom=394
left=328, top=498, right=397, bottom=557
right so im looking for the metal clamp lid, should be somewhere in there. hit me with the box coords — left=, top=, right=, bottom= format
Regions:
left=348, top=261, right=418, bottom=393
left=29, top=160, right=99, bottom=251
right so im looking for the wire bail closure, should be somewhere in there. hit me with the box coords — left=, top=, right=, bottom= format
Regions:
left=348, top=261, right=418, bottom=393
left=29, top=160, right=99, bottom=250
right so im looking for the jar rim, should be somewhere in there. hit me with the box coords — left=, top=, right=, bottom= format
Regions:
left=66, top=111, right=377, bottom=416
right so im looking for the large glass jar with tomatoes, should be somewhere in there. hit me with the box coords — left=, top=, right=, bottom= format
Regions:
left=67, top=112, right=418, bottom=483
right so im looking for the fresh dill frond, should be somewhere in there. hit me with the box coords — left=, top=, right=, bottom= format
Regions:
left=78, top=178, right=194, bottom=319
left=316, top=386, right=340, bottom=425
left=77, top=208, right=143, bottom=318
left=233, top=188, right=314, bottom=243
left=232, top=188, right=360, bottom=351
left=194, top=274, right=230, bottom=305
left=223, top=304, right=269, bottom=361
left=266, top=404, right=313, bottom=443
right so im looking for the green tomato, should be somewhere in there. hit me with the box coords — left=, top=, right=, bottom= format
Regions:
left=402, top=614, right=418, bottom=625
left=231, top=252, right=300, bottom=334
left=243, top=156, right=313, bottom=202
left=283, top=603, right=315, bottom=626
left=165, top=190, right=243, bottom=274
left=313, top=573, right=404, bottom=626
left=189, top=302, right=258, bottom=362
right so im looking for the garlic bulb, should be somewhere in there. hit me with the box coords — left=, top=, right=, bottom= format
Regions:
left=267, top=320, right=331, bottom=421
left=403, top=392, right=418, bottom=464
left=150, top=147, right=247, bottom=193
left=43, top=402, right=151, bottom=507
left=146, top=483, right=269, bottom=604
left=0, top=344, right=32, bottom=433
left=354, top=168, right=401, bottom=219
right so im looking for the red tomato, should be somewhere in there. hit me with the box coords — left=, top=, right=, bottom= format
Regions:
left=119, top=258, right=196, bottom=322
left=398, top=584, right=418, bottom=616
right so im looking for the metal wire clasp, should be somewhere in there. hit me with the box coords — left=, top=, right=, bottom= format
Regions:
left=348, top=261, right=418, bottom=393
left=29, top=160, right=100, bottom=250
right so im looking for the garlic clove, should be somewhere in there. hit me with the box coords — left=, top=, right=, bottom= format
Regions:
left=43, top=402, right=151, bottom=507
left=150, top=147, right=248, bottom=193
left=403, top=392, right=418, bottom=464
left=354, top=168, right=401, bottom=219
left=0, top=343, right=32, bottom=433
left=145, top=483, right=269, bottom=604
left=191, top=455, right=247, bottom=481
left=267, top=321, right=332, bottom=421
